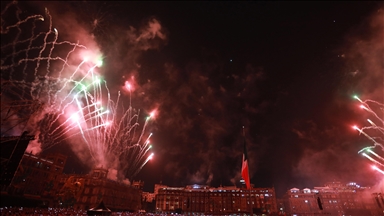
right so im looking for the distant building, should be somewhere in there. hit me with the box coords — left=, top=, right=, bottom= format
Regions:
left=372, top=193, right=384, bottom=214
left=1, top=151, right=66, bottom=207
left=283, top=181, right=383, bottom=216
left=155, top=184, right=278, bottom=215
left=0, top=133, right=34, bottom=191
left=276, top=198, right=287, bottom=215
left=57, top=168, right=142, bottom=212
left=138, top=183, right=166, bottom=213
left=283, top=187, right=322, bottom=215
left=141, top=191, right=156, bottom=213
left=142, top=191, right=156, bottom=202
left=154, top=183, right=167, bottom=195
left=132, top=180, right=144, bottom=191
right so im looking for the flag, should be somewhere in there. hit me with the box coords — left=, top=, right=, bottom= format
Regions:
left=241, top=138, right=251, bottom=189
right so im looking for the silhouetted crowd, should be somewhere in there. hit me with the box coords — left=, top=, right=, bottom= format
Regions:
left=0, top=207, right=87, bottom=216
left=0, top=207, right=174, bottom=216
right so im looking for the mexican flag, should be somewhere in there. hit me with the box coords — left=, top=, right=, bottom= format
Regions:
left=242, top=139, right=251, bottom=189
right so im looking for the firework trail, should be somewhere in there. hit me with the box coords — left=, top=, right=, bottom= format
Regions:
left=1, top=2, right=154, bottom=181
left=352, top=95, right=384, bottom=174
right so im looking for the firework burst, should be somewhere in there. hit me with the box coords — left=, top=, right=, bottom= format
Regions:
left=352, top=95, right=384, bottom=174
left=1, top=2, right=154, bottom=181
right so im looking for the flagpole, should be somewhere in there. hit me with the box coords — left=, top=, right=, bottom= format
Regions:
left=243, top=126, right=253, bottom=216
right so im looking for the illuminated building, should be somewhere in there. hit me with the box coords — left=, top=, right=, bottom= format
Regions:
left=155, top=184, right=278, bottom=215
left=283, top=182, right=383, bottom=216
left=372, top=193, right=384, bottom=214
left=0, top=135, right=142, bottom=211
left=154, top=183, right=167, bottom=195
left=142, top=191, right=156, bottom=202
left=141, top=191, right=156, bottom=213
left=276, top=198, right=287, bottom=215
left=139, top=183, right=167, bottom=213
left=2, top=151, right=67, bottom=207
left=57, top=168, right=141, bottom=212
left=0, top=133, right=34, bottom=191
left=284, top=187, right=323, bottom=215
left=132, top=180, right=144, bottom=190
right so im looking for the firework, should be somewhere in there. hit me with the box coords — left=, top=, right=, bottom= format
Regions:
left=352, top=95, right=384, bottom=174
left=1, top=2, right=154, bottom=181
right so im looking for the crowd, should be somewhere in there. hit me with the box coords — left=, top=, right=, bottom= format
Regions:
left=0, top=207, right=87, bottom=216
left=0, top=207, right=174, bottom=216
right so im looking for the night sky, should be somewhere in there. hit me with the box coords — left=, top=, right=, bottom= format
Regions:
left=2, top=1, right=383, bottom=197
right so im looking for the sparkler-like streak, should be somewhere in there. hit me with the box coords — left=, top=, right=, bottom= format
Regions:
left=353, top=95, right=384, bottom=174
left=1, top=2, right=154, bottom=181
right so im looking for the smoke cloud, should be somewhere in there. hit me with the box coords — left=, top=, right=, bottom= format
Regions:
left=293, top=5, right=384, bottom=190
left=2, top=2, right=382, bottom=196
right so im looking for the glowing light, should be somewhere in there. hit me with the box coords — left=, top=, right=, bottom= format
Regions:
left=353, top=95, right=363, bottom=103
left=372, top=165, right=384, bottom=175
left=125, top=81, right=131, bottom=91
left=148, top=110, right=157, bottom=120
left=94, top=77, right=101, bottom=84
left=360, top=105, right=368, bottom=111
left=81, top=84, right=87, bottom=91
left=352, top=96, right=384, bottom=175
left=367, top=119, right=374, bottom=125
left=96, top=59, right=103, bottom=67
left=0, top=2, right=156, bottom=182
left=71, top=113, right=79, bottom=123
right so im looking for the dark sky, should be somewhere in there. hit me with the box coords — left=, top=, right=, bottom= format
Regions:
left=2, top=1, right=383, bottom=197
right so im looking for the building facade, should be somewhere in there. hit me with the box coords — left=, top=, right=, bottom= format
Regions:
left=2, top=152, right=67, bottom=207
left=155, top=184, right=278, bottom=215
left=0, top=134, right=35, bottom=191
left=56, top=168, right=142, bottom=212
left=372, top=193, right=384, bottom=214
left=283, top=182, right=383, bottom=216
